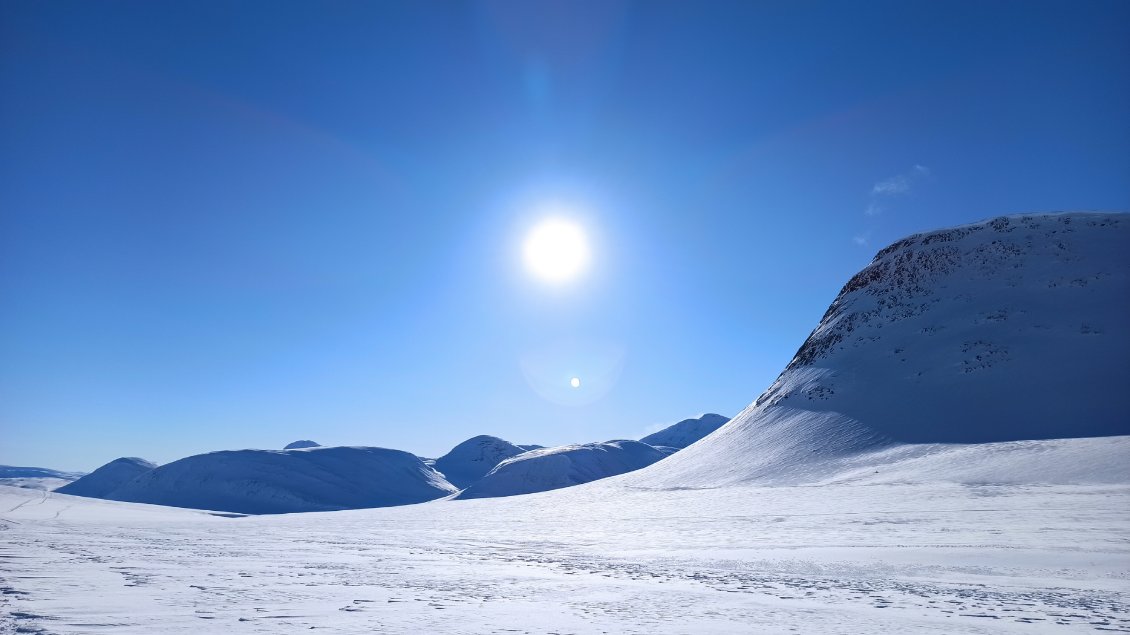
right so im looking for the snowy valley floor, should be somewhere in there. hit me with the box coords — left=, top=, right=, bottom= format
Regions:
left=1, top=482, right=1128, bottom=634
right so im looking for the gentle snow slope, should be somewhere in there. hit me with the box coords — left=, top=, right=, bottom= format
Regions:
left=55, top=457, right=155, bottom=498
left=433, top=435, right=530, bottom=489
left=640, top=413, right=730, bottom=449
left=622, top=212, right=1130, bottom=490
left=105, top=446, right=457, bottom=514
left=457, top=440, right=672, bottom=499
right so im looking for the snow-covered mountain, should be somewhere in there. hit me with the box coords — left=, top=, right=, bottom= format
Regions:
left=101, top=446, right=457, bottom=514
left=0, top=465, right=84, bottom=491
left=456, top=440, right=673, bottom=499
left=56, top=457, right=156, bottom=498
left=433, top=435, right=531, bottom=489
left=284, top=440, right=321, bottom=450
left=623, top=212, right=1130, bottom=489
left=639, top=413, right=730, bottom=449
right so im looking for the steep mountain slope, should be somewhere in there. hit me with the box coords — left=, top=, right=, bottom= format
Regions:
left=640, top=413, right=730, bottom=449
left=433, top=435, right=530, bottom=489
left=622, top=212, right=1130, bottom=489
left=56, top=457, right=156, bottom=498
left=284, top=440, right=321, bottom=450
left=103, top=447, right=456, bottom=514
left=457, top=440, right=672, bottom=499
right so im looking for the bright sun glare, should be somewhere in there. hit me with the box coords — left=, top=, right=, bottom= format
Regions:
left=570, top=377, right=581, bottom=388
left=523, top=218, right=589, bottom=282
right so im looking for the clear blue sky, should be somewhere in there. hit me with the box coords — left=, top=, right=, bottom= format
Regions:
left=2, top=1, right=1127, bottom=471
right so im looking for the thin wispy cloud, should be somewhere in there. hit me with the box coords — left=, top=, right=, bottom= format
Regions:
left=854, top=164, right=932, bottom=246
left=869, top=164, right=931, bottom=203
left=872, top=175, right=911, bottom=196
left=861, top=164, right=932, bottom=218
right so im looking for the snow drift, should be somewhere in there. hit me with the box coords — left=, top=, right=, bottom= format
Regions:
left=623, top=212, right=1130, bottom=489
left=98, top=447, right=456, bottom=514
left=433, top=435, right=531, bottom=489
left=56, top=457, right=155, bottom=498
left=456, top=440, right=672, bottom=499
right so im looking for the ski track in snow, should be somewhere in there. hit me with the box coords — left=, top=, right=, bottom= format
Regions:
left=1, top=483, right=1127, bottom=634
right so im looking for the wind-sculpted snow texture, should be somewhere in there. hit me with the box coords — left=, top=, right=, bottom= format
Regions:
left=105, top=447, right=456, bottom=514
left=639, top=413, right=730, bottom=449
left=456, top=440, right=670, bottom=499
left=2, top=470, right=1128, bottom=633
left=623, top=212, right=1130, bottom=491
left=55, top=457, right=155, bottom=498
left=433, top=435, right=531, bottom=489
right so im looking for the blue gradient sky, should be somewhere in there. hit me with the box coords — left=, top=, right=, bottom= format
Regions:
left=2, top=1, right=1128, bottom=471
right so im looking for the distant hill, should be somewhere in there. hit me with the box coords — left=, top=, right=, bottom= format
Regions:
left=640, top=413, right=730, bottom=449
left=433, top=435, right=531, bottom=489
left=284, top=440, right=321, bottom=450
left=102, top=446, right=456, bottom=514
left=0, top=465, right=84, bottom=480
left=56, top=457, right=155, bottom=498
left=0, top=464, right=84, bottom=491
left=457, top=440, right=673, bottom=499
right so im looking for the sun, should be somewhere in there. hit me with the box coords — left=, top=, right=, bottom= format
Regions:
left=570, top=377, right=581, bottom=388
left=523, top=218, right=589, bottom=282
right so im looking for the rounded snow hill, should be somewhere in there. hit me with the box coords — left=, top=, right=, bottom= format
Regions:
left=456, top=440, right=670, bottom=499
left=433, top=435, right=530, bottom=489
left=283, top=440, right=321, bottom=450
left=103, top=446, right=457, bottom=514
left=639, top=413, right=730, bottom=449
left=622, top=212, right=1130, bottom=489
left=56, top=457, right=156, bottom=498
